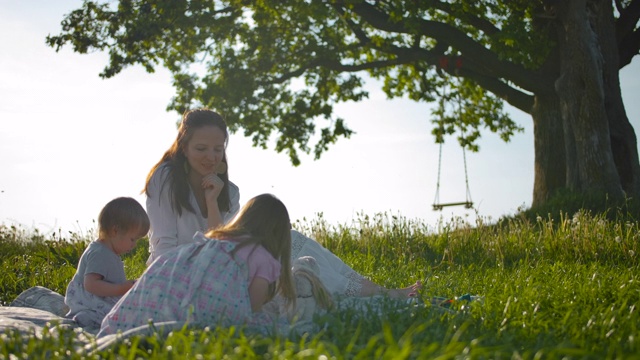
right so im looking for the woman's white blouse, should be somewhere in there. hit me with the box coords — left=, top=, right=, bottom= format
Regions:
left=145, top=165, right=240, bottom=265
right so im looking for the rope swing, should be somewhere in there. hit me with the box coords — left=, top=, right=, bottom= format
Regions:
left=432, top=84, right=474, bottom=211
left=432, top=130, right=474, bottom=211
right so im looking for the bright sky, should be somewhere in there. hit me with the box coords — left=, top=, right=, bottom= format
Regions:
left=1, top=1, right=639, bottom=235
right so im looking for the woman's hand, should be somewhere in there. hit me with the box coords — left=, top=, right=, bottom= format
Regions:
left=202, top=173, right=225, bottom=229
left=202, top=173, right=224, bottom=205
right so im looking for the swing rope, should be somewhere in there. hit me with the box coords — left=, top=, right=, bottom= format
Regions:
left=433, top=141, right=444, bottom=208
left=432, top=86, right=474, bottom=211
left=461, top=129, right=474, bottom=208
left=432, top=136, right=474, bottom=211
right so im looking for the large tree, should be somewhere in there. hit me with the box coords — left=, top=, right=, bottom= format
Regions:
left=47, top=0, right=640, bottom=208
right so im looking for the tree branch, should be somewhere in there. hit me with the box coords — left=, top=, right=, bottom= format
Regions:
left=454, top=68, right=535, bottom=114
left=429, top=0, right=501, bottom=36
left=342, top=0, right=555, bottom=94
left=618, top=28, right=640, bottom=67
left=329, top=3, right=371, bottom=45
left=615, top=0, right=640, bottom=39
left=616, top=0, right=640, bottom=67
left=268, top=50, right=427, bottom=85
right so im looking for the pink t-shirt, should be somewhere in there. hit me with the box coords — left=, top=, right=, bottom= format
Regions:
left=232, top=243, right=281, bottom=284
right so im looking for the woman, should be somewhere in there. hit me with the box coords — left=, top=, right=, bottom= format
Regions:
left=144, top=108, right=420, bottom=298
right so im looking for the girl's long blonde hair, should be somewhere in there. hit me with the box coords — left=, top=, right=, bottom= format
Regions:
left=206, top=193, right=296, bottom=308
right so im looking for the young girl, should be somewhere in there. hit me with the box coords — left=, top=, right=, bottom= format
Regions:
left=65, top=197, right=150, bottom=331
left=97, top=193, right=296, bottom=337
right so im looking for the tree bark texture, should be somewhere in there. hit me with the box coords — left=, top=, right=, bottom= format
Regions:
left=531, top=93, right=566, bottom=207
left=592, top=0, right=640, bottom=198
left=553, top=0, right=625, bottom=200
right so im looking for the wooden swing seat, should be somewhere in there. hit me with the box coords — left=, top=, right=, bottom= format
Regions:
left=432, top=201, right=474, bottom=211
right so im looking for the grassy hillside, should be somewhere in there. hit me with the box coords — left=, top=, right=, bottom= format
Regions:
left=1, top=210, right=638, bottom=359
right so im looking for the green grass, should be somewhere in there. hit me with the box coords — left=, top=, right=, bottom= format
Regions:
left=1, top=209, right=639, bottom=359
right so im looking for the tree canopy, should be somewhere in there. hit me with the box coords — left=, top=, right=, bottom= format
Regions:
left=47, top=0, right=640, bottom=207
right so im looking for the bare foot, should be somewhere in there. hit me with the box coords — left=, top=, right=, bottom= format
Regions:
left=387, top=280, right=423, bottom=299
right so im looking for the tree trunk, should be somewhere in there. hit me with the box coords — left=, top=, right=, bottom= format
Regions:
left=531, top=93, right=566, bottom=207
left=592, top=0, right=640, bottom=198
left=554, top=0, right=625, bottom=200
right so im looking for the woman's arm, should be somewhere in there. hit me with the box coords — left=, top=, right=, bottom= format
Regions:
left=84, top=273, right=134, bottom=297
left=146, top=167, right=180, bottom=262
left=205, top=198, right=223, bottom=230
left=202, top=173, right=224, bottom=229
left=223, top=181, right=241, bottom=223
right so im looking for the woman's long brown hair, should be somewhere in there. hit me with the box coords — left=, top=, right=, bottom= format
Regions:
left=143, top=109, right=231, bottom=216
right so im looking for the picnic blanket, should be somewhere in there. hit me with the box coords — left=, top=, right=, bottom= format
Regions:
left=2, top=286, right=480, bottom=356
left=1, top=286, right=192, bottom=355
